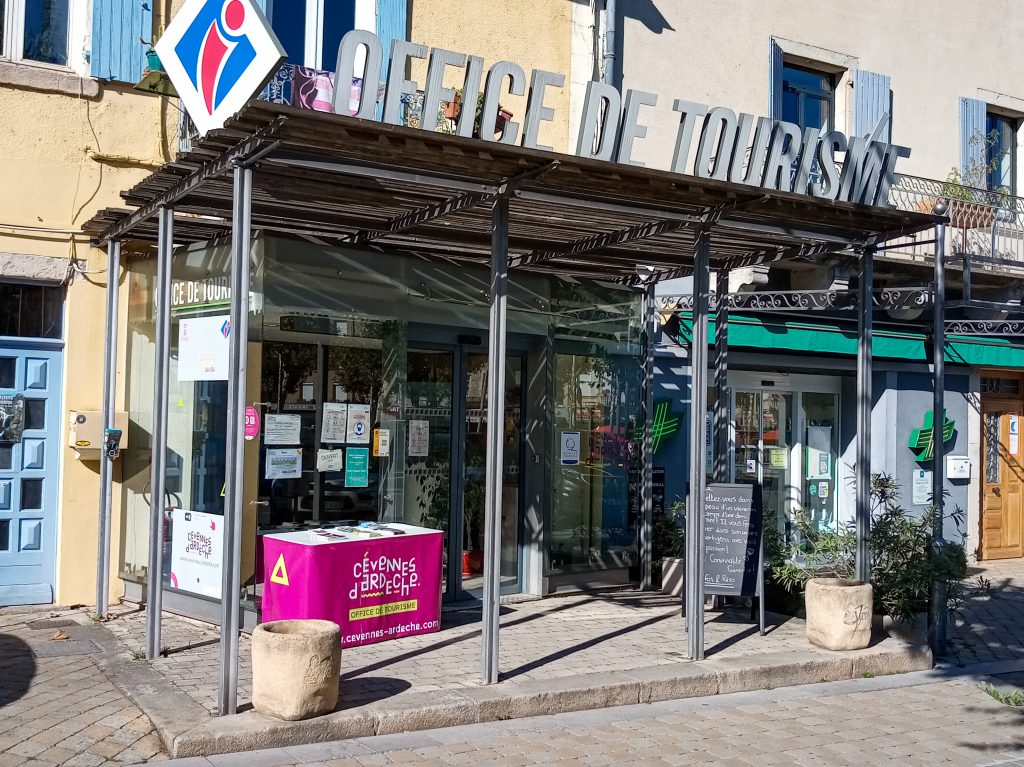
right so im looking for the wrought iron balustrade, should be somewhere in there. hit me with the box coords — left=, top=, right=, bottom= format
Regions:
left=889, top=174, right=1024, bottom=264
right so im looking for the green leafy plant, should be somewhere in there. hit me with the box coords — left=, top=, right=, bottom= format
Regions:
left=766, top=473, right=967, bottom=624
left=942, top=129, right=1012, bottom=206
left=982, top=682, right=1024, bottom=707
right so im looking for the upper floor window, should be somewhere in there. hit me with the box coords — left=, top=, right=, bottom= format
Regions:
left=268, top=0, right=355, bottom=70
left=0, top=0, right=71, bottom=66
left=782, top=64, right=835, bottom=132
left=986, top=111, right=1018, bottom=196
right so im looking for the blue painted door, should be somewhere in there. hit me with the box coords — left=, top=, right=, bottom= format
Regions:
left=0, top=343, right=63, bottom=606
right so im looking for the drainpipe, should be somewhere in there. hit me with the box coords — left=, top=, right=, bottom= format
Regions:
left=602, top=0, right=617, bottom=87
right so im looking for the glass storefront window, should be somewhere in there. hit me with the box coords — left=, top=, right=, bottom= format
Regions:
left=802, top=392, right=839, bottom=532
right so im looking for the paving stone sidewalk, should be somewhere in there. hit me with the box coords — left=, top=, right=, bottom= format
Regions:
left=0, top=606, right=167, bottom=767
left=946, top=559, right=1024, bottom=665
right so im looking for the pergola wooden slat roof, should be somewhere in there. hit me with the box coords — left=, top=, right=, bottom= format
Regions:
left=82, top=101, right=941, bottom=282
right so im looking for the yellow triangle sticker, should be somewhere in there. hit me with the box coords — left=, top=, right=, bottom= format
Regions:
left=270, top=554, right=290, bottom=587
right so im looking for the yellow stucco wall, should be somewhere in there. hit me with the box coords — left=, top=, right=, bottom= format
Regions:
left=410, top=0, right=573, bottom=153
left=0, top=78, right=172, bottom=607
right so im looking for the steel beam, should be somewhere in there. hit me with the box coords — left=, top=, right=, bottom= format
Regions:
left=481, top=196, right=510, bottom=685
left=264, top=155, right=497, bottom=195
left=218, top=165, right=253, bottom=716
left=685, top=227, right=711, bottom=661
left=98, top=119, right=285, bottom=244
left=95, top=239, right=120, bottom=617
left=640, top=281, right=656, bottom=591
left=855, top=245, right=875, bottom=583
left=347, top=190, right=492, bottom=245
left=146, top=209, right=173, bottom=660
left=515, top=218, right=690, bottom=268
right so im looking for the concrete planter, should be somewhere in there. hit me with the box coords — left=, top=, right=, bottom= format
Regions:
left=661, top=557, right=685, bottom=597
left=805, top=578, right=873, bottom=651
left=252, top=620, right=341, bottom=721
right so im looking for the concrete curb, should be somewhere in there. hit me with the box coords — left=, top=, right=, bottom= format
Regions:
left=165, top=637, right=932, bottom=758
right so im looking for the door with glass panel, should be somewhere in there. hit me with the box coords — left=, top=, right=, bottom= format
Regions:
left=402, top=346, right=524, bottom=600
left=733, top=386, right=839, bottom=543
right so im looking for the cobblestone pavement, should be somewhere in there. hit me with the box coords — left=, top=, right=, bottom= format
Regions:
left=0, top=606, right=167, bottom=767
left=103, top=591, right=816, bottom=714
left=149, top=670, right=1024, bottom=766
left=946, top=559, right=1024, bottom=666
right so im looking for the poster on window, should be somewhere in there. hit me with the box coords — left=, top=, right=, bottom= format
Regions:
left=265, top=414, right=302, bottom=445
left=177, top=314, right=231, bottom=381
left=560, top=431, right=580, bottom=465
left=806, top=426, right=833, bottom=480
left=169, top=509, right=223, bottom=598
left=347, top=404, right=372, bottom=444
left=321, top=402, right=348, bottom=443
left=266, top=448, right=303, bottom=479
left=409, top=420, right=430, bottom=457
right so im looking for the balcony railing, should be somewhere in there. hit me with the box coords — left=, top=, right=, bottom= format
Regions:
left=889, top=174, right=1024, bottom=264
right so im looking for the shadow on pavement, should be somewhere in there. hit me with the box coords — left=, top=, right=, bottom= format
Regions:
left=0, top=633, right=36, bottom=707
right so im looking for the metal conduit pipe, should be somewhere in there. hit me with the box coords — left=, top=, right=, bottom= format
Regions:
left=602, top=0, right=617, bottom=87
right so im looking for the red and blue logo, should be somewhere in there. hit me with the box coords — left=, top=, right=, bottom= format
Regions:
left=156, top=0, right=284, bottom=136
left=175, top=0, right=256, bottom=116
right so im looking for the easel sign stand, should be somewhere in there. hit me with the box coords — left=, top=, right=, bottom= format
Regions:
left=700, top=482, right=766, bottom=638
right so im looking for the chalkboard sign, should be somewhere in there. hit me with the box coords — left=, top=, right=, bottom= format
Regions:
left=703, top=483, right=762, bottom=597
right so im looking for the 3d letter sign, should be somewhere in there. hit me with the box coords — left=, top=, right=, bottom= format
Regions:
left=156, top=1, right=910, bottom=208
left=156, top=0, right=285, bottom=136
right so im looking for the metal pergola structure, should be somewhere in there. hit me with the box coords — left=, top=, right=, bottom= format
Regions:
left=83, top=101, right=943, bottom=715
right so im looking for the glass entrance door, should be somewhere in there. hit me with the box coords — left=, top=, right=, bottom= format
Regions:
left=733, top=387, right=838, bottom=543
left=405, top=345, right=524, bottom=600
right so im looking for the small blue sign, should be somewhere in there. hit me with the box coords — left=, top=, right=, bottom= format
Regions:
left=345, top=447, right=369, bottom=488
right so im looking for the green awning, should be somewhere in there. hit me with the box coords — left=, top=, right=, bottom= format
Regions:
left=674, top=315, right=1024, bottom=369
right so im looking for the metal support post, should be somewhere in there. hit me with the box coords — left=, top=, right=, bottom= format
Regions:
left=146, top=210, right=173, bottom=660
left=713, top=270, right=729, bottom=483
left=96, top=239, right=121, bottom=617
left=855, top=245, right=875, bottom=583
left=930, top=222, right=948, bottom=653
left=640, top=280, right=656, bottom=591
left=685, top=228, right=711, bottom=661
left=481, top=196, right=509, bottom=686
left=218, top=165, right=253, bottom=716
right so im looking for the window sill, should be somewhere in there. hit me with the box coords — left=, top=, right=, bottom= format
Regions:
left=0, top=59, right=99, bottom=97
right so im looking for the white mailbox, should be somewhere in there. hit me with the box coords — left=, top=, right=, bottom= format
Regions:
left=946, top=455, right=971, bottom=480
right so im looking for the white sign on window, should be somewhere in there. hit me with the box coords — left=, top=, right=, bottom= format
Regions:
left=169, top=509, right=223, bottom=599
left=264, top=414, right=302, bottom=445
left=347, top=404, right=371, bottom=444
left=321, top=402, right=348, bottom=443
left=177, top=314, right=231, bottom=381
left=266, top=447, right=303, bottom=479
left=1011, top=415, right=1019, bottom=455
left=912, top=469, right=932, bottom=506
left=409, top=420, right=430, bottom=457
left=560, top=431, right=581, bottom=465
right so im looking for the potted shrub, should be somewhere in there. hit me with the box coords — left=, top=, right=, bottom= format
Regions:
left=654, top=500, right=685, bottom=596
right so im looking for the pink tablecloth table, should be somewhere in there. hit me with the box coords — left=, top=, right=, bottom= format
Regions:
left=261, top=524, right=444, bottom=648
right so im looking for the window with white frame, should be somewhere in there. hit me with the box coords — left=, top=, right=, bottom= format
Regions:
left=268, top=0, right=356, bottom=70
left=1, top=0, right=72, bottom=66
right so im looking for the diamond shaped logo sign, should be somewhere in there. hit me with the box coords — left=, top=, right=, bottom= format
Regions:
left=155, top=0, right=285, bottom=136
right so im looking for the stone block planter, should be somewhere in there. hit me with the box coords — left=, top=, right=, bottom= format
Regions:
left=805, top=578, right=873, bottom=651
left=252, top=619, right=341, bottom=721
left=661, top=557, right=685, bottom=597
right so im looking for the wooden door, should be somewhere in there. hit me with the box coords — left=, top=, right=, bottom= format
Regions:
left=981, top=398, right=1024, bottom=560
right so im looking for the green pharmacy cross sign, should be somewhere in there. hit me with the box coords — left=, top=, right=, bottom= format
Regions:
left=908, top=409, right=955, bottom=461
left=634, top=400, right=682, bottom=454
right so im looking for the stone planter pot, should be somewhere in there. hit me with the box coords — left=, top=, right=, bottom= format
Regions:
left=661, top=557, right=685, bottom=597
left=805, top=578, right=873, bottom=651
left=252, top=620, right=341, bottom=721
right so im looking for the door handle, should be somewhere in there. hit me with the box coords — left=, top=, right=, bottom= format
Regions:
left=993, top=487, right=1002, bottom=497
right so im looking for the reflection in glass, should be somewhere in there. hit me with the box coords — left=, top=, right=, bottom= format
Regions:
left=23, top=0, right=69, bottom=65
left=802, top=392, right=838, bottom=532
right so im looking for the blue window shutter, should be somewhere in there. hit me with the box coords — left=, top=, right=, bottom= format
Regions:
left=853, top=70, right=891, bottom=142
left=768, top=39, right=783, bottom=120
left=90, top=0, right=153, bottom=83
left=960, top=96, right=987, bottom=181
left=377, top=0, right=408, bottom=63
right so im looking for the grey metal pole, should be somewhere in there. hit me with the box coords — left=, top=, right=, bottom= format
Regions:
left=218, top=164, right=253, bottom=716
left=855, top=245, right=875, bottom=583
left=713, top=270, right=729, bottom=483
left=146, top=208, right=173, bottom=660
left=930, top=221, right=948, bottom=654
left=932, top=223, right=946, bottom=519
left=685, top=227, right=711, bottom=661
left=96, top=239, right=121, bottom=618
left=640, top=280, right=656, bottom=591
left=481, top=195, right=509, bottom=686
left=602, top=0, right=617, bottom=87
